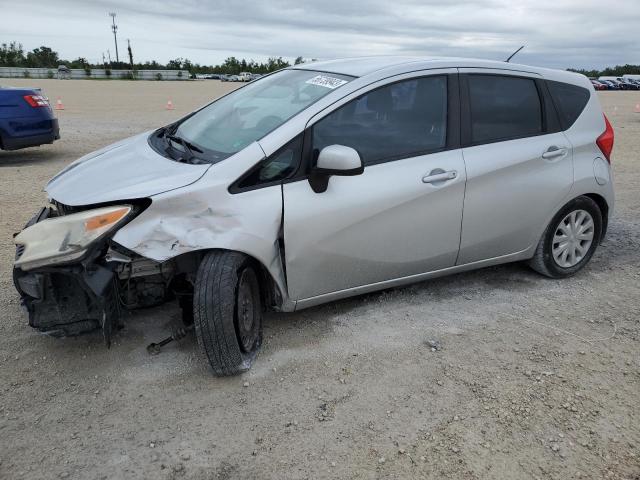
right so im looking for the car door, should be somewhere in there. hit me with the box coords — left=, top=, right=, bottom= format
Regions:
left=282, top=71, right=467, bottom=302
left=457, top=71, right=573, bottom=265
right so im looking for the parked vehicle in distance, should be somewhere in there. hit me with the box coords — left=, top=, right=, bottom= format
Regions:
left=619, top=79, right=640, bottom=90
left=600, top=75, right=640, bottom=90
left=56, top=65, right=71, bottom=80
left=599, top=80, right=620, bottom=90
left=219, top=74, right=230, bottom=82
left=228, top=75, right=241, bottom=82
left=196, top=74, right=220, bottom=80
left=238, top=72, right=252, bottom=82
left=598, top=77, right=637, bottom=90
left=13, top=57, right=614, bottom=376
left=249, top=73, right=263, bottom=81
left=590, top=79, right=607, bottom=90
left=0, top=85, right=60, bottom=151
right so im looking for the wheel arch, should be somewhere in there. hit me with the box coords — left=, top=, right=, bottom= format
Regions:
left=531, top=191, right=610, bottom=259
left=170, top=247, right=292, bottom=312
left=582, top=193, right=609, bottom=241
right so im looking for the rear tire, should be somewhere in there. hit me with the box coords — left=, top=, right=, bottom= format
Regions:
left=528, top=196, right=602, bottom=278
left=193, top=251, right=263, bottom=376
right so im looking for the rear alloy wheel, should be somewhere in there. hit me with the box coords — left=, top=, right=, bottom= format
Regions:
left=529, top=196, right=603, bottom=278
left=193, top=251, right=263, bottom=376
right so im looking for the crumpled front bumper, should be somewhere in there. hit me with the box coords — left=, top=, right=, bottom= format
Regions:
left=13, top=208, right=122, bottom=345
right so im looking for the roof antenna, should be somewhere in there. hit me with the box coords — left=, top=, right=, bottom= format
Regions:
left=505, top=46, right=524, bottom=63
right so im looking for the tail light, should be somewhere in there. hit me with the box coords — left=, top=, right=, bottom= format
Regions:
left=596, top=114, right=614, bottom=163
left=23, top=94, right=50, bottom=108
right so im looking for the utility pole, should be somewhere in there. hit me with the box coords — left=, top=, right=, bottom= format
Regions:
left=127, top=39, right=134, bottom=69
left=107, top=49, right=112, bottom=66
left=109, top=12, right=119, bottom=63
left=127, top=39, right=135, bottom=79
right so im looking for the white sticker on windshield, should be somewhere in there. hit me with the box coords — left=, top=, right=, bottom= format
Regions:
left=305, top=75, right=348, bottom=89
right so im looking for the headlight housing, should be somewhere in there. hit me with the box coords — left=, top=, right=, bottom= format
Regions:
left=14, top=205, right=132, bottom=271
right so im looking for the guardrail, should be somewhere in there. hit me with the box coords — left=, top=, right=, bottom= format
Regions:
left=0, top=67, right=190, bottom=80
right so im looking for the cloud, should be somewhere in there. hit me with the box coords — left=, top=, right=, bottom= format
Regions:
left=2, top=0, right=638, bottom=69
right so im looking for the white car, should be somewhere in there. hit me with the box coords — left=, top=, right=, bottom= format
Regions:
left=13, top=57, right=615, bottom=376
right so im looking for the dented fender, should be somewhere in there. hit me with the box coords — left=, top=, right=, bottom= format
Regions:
left=110, top=142, right=293, bottom=310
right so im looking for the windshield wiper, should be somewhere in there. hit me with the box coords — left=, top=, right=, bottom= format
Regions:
left=164, top=131, right=204, bottom=163
left=167, top=134, right=203, bottom=153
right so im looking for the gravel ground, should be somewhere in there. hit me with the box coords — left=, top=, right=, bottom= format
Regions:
left=0, top=79, right=638, bottom=480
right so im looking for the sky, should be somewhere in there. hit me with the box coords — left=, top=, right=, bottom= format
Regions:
left=2, top=0, right=639, bottom=70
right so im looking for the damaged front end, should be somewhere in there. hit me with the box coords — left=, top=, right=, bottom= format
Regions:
left=12, top=201, right=180, bottom=346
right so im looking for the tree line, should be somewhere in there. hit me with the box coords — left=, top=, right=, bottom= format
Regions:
left=3, top=41, right=639, bottom=77
left=567, top=65, right=640, bottom=78
left=0, top=41, right=305, bottom=74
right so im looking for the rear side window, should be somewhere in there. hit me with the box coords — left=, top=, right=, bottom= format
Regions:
left=547, top=80, right=590, bottom=130
left=468, top=75, right=543, bottom=144
left=312, top=76, right=447, bottom=166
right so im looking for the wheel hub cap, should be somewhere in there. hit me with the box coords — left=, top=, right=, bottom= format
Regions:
left=552, top=209, right=594, bottom=268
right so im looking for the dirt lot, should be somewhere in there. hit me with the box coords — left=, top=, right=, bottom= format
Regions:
left=0, top=79, right=638, bottom=480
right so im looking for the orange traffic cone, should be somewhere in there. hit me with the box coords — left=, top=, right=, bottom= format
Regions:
left=165, top=99, right=174, bottom=110
left=634, top=103, right=640, bottom=113
left=55, top=97, right=64, bottom=110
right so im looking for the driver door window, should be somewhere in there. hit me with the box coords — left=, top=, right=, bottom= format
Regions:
left=312, top=76, right=448, bottom=166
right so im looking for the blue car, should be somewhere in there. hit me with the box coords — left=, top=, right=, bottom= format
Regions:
left=0, top=86, right=60, bottom=151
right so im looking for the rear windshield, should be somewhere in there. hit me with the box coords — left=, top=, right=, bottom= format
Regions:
left=547, top=81, right=590, bottom=130
left=173, top=69, right=353, bottom=162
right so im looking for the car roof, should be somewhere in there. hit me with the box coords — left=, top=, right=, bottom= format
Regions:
left=291, top=56, right=427, bottom=77
left=290, top=56, right=586, bottom=86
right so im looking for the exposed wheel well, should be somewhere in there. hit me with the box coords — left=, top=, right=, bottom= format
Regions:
left=171, top=249, right=284, bottom=311
left=237, top=252, right=284, bottom=311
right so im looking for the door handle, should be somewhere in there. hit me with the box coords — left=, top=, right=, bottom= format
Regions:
left=542, top=146, right=568, bottom=159
left=422, top=170, right=457, bottom=184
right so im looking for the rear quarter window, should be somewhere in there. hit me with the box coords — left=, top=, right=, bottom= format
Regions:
left=547, top=80, right=590, bottom=130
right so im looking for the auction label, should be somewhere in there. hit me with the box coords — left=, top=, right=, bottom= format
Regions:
left=305, top=75, right=348, bottom=89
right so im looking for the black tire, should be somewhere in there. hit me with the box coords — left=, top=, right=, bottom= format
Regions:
left=528, top=196, right=603, bottom=278
left=193, top=251, right=263, bottom=376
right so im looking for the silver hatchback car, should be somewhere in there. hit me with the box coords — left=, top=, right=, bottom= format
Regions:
left=13, top=57, right=615, bottom=375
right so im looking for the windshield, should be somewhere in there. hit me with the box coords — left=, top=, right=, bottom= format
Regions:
left=174, top=69, right=353, bottom=162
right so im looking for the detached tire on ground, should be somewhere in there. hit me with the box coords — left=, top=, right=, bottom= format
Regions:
left=529, top=196, right=603, bottom=278
left=193, top=251, right=263, bottom=376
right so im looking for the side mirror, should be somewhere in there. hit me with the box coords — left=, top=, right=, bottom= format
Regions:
left=309, top=145, right=364, bottom=193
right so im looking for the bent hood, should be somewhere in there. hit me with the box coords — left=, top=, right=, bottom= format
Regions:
left=46, top=132, right=212, bottom=206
